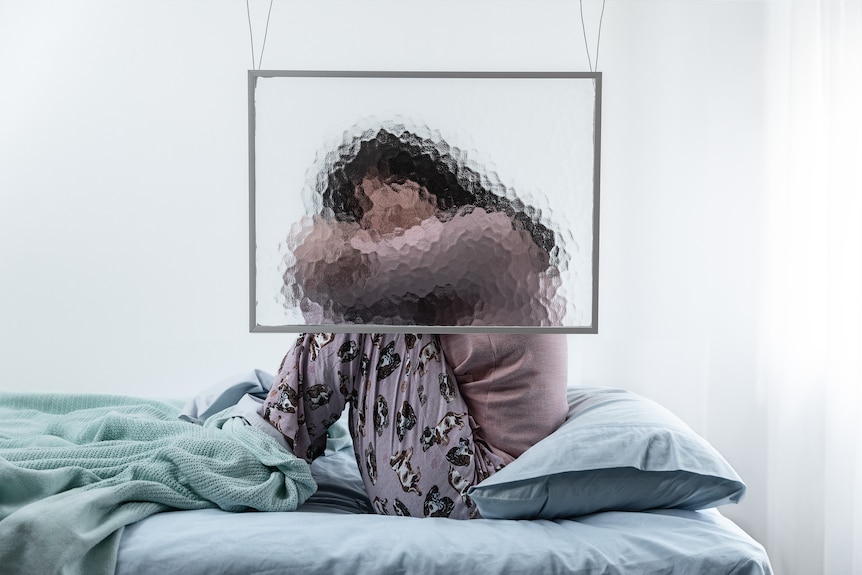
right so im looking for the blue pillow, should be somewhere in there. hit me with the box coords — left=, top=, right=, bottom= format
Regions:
left=467, top=387, right=746, bottom=520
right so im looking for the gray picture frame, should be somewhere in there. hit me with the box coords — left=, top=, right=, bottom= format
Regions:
left=249, top=70, right=601, bottom=334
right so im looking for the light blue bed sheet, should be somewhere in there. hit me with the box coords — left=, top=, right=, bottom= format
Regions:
left=117, top=422, right=772, bottom=575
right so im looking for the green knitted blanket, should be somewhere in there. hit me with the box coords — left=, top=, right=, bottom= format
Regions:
left=0, top=392, right=315, bottom=575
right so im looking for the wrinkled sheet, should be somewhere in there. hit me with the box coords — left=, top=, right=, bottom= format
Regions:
left=118, top=420, right=773, bottom=575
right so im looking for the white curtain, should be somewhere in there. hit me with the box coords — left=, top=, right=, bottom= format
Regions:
left=761, top=1, right=862, bottom=573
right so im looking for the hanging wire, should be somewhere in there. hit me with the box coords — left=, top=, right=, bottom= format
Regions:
left=594, top=0, right=607, bottom=71
left=257, top=0, right=275, bottom=69
left=579, top=0, right=607, bottom=72
left=246, top=0, right=275, bottom=70
left=579, top=0, right=593, bottom=72
left=246, top=0, right=256, bottom=69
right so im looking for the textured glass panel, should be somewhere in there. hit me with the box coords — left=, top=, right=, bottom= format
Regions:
left=250, top=72, right=600, bottom=333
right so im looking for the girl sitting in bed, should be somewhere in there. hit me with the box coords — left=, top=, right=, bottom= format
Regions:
left=262, top=122, right=569, bottom=518
left=262, top=333, right=567, bottom=519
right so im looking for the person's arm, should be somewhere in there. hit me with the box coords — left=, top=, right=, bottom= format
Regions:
left=286, top=192, right=561, bottom=325
left=349, top=208, right=558, bottom=325
left=285, top=216, right=369, bottom=314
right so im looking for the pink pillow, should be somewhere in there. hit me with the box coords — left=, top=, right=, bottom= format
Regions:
left=439, top=334, right=569, bottom=464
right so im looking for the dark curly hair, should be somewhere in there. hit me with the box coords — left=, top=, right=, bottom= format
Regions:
left=305, top=121, right=563, bottom=270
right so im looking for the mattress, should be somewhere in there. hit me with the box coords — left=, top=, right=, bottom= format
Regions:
left=116, top=418, right=773, bottom=575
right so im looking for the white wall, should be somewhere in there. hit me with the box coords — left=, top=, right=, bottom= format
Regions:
left=564, top=0, right=770, bottom=544
left=0, top=0, right=770, bottom=549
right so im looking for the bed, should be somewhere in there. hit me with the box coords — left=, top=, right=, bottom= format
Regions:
left=0, top=372, right=773, bottom=575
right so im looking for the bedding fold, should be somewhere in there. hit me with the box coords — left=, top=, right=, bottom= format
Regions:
left=0, top=391, right=315, bottom=575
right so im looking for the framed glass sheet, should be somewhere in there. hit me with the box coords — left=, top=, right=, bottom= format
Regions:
left=249, top=71, right=601, bottom=333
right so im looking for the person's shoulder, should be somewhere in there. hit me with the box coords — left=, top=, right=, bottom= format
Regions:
left=440, top=334, right=567, bottom=378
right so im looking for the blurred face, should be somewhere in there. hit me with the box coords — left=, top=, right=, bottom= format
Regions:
left=354, top=166, right=437, bottom=236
